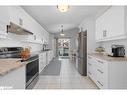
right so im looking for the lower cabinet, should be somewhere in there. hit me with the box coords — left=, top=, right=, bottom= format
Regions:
left=88, top=55, right=127, bottom=89
left=39, top=50, right=54, bottom=73
left=87, top=56, right=108, bottom=88
left=0, top=65, right=26, bottom=89
left=39, top=52, right=46, bottom=73
left=46, top=50, right=54, bottom=66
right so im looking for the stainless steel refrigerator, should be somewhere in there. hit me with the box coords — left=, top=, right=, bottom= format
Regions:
left=77, top=31, right=87, bottom=76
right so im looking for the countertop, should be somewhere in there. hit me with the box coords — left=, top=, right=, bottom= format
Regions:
left=0, top=49, right=52, bottom=77
left=88, top=53, right=127, bottom=62
left=0, top=58, right=26, bottom=76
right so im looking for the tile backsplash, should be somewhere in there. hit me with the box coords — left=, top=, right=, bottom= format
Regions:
left=0, top=33, right=42, bottom=52
left=99, top=39, right=127, bottom=56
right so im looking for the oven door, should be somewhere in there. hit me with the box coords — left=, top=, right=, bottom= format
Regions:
left=26, top=58, right=39, bottom=88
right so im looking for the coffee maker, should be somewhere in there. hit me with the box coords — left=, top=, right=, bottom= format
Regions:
left=111, top=45, right=125, bottom=57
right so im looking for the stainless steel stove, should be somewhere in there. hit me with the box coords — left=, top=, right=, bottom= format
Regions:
left=0, top=47, right=23, bottom=58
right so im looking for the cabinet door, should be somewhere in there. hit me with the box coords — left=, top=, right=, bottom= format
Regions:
left=42, top=52, right=47, bottom=67
left=0, top=7, right=10, bottom=24
left=0, top=65, right=25, bottom=89
left=87, top=56, right=94, bottom=79
left=87, top=56, right=97, bottom=82
left=96, top=15, right=105, bottom=41
left=9, top=7, right=33, bottom=32
left=0, top=7, right=9, bottom=36
left=103, top=6, right=124, bottom=38
left=9, top=7, right=22, bottom=26
left=39, top=53, right=43, bottom=73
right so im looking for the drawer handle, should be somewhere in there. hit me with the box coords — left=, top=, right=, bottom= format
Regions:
left=97, top=81, right=103, bottom=87
left=97, top=60, right=103, bottom=64
left=97, top=69, right=104, bottom=74
left=88, top=63, right=92, bottom=66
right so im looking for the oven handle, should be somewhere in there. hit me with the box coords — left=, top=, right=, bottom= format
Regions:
left=27, top=58, right=39, bottom=63
left=21, top=58, right=39, bottom=64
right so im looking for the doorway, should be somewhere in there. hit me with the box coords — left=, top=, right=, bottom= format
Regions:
left=57, top=38, right=70, bottom=58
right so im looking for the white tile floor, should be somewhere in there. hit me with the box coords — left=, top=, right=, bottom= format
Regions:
left=34, top=58, right=98, bottom=89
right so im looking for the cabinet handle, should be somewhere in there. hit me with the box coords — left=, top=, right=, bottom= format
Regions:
left=103, top=30, right=107, bottom=37
left=97, top=81, right=103, bottom=87
left=88, top=63, right=92, bottom=66
left=97, top=69, right=104, bottom=74
left=97, top=60, right=103, bottom=64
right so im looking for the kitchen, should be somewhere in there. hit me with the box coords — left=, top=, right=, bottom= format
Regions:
left=1, top=5, right=127, bottom=90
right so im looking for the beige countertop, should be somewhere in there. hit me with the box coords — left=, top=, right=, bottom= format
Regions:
left=0, top=50, right=50, bottom=76
left=0, top=58, right=26, bottom=76
left=88, top=53, right=127, bottom=62
left=0, top=50, right=52, bottom=77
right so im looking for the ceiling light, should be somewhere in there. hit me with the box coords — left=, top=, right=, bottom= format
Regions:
left=60, top=32, right=65, bottom=36
left=60, top=25, right=65, bottom=36
left=57, top=5, right=69, bottom=12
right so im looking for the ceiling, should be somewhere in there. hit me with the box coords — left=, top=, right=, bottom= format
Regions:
left=22, top=6, right=109, bottom=33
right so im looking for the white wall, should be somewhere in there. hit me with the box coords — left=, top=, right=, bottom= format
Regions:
left=0, top=6, right=49, bottom=52
left=79, top=17, right=100, bottom=53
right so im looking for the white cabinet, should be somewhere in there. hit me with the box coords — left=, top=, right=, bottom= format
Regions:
left=0, top=6, right=49, bottom=44
left=9, top=7, right=23, bottom=26
left=0, top=7, right=10, bottom=24
left=46, top=50, right=54, bottom=65
left=96, top=6, right=126, bottom=42
left=39, top=52, right=47, bottom=73
left=94, top=58, right=108, bottom=89
left=95, top=14, right=105, bottom=40
left=87, top=56, right=96, bottom=82
left=88, top=55, right=127, bottom=89
left=88, top=55, right=108, bottom=89
left=104, top=7, right=124, bottom=38
left=0, top=65, right=26, bottom=89
left=9, top=7, right=33, bottom=32
left=0, top=7, right=9, bottom=38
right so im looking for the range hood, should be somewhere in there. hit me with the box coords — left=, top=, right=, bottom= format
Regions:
left=7, top=22, right=33, bottom=35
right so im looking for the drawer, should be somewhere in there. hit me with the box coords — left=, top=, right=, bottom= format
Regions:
left=95, top=58, right=108, bottom=70
left=96, top=79, right=104, bottom=88
left=95, top=67, right=108, bottom=89
left=96, top=76, right=108, bottom=89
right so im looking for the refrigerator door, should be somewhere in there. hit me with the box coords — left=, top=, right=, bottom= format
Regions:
left=78, top=57, right=83, bottom=75
left=78, top=56, right=87, bottom=76
left=77, top=31, right=87, bottom=76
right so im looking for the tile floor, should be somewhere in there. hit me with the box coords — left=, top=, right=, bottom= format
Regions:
left=34, top=58, right=98, bottom=89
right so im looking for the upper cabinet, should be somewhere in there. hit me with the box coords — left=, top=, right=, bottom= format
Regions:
left=0, top=7, right=10, bottom=38
left=8, top=7, right=33, bottom=33
left=0, top=7, right=10, bottom=25
left=96, top=6, right=126, bottom=42
left=0, top=6, right=49, bottom=44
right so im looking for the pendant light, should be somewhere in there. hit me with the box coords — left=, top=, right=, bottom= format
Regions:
left=60, top=25, right=65, bottom=36
left=57, top=5, right=69, bottom=12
